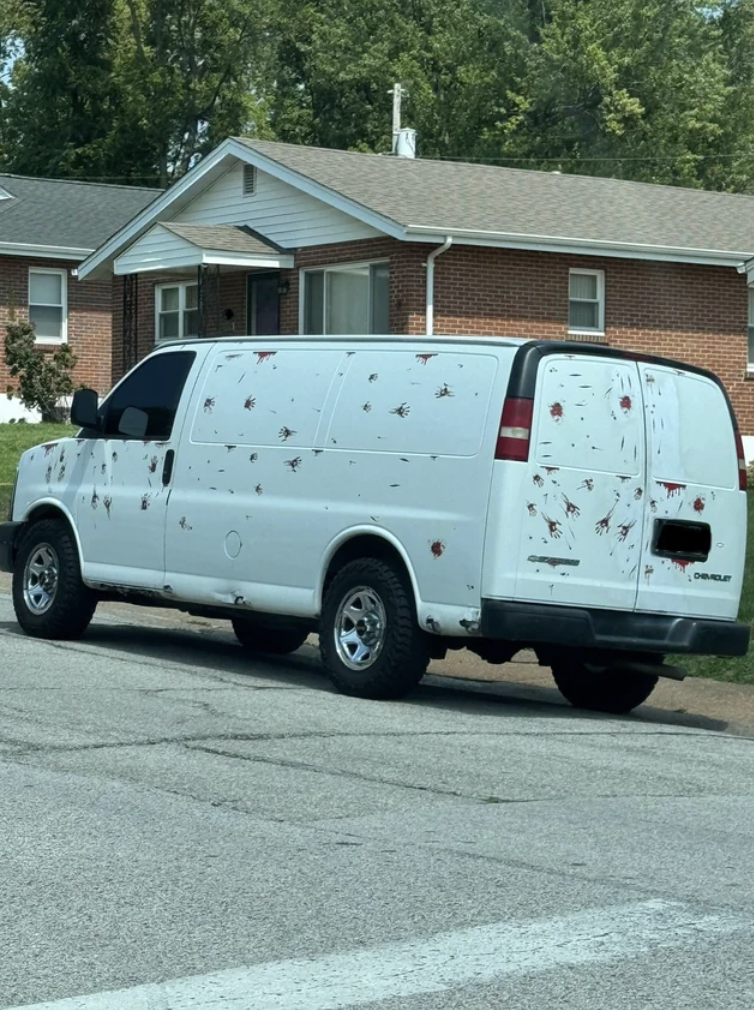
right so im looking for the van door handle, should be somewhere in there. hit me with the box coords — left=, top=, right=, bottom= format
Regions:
left=162, top=449, right=175, bottom=487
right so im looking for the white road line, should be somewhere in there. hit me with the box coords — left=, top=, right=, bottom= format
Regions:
left=8, top=899, right=750, bottom=1010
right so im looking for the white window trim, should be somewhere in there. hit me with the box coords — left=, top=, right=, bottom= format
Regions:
left=568, top=268, right=605, bottom=336
left=747, top=289, right=754, bottom=372
left=28, top=267, right=68, bottom=345
left=299, top=259, right=390, bottom=335
left=155, top=281, right=199, bottom=343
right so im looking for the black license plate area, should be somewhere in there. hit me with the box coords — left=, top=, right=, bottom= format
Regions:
left=652, top=518, right=711, bottom=563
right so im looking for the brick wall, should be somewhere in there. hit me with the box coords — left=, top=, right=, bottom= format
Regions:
left=0, top=255, right=112, bottom=415
left=106, top=238, right=754, bottom=435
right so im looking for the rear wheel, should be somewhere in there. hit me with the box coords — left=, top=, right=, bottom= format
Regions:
left=551, top=658, right=658, bottom=714
left=231, top=619, right=309, bottom=655
left=320, top=558, right=430, bottom=700
left=12, top=518, right=97, bottom=640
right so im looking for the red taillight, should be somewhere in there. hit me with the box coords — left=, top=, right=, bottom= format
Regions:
left=496, top=397, right=533, bottom=462
left=735, top=429, right=748, bottom=491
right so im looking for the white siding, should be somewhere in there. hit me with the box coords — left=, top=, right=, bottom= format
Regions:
left=176, top=163, right=381, bottom=247
left=114, top=225, right=194, bottom=274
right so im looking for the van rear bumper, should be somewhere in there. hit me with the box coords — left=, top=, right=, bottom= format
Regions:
left=480, top=599, right=750, bottom=657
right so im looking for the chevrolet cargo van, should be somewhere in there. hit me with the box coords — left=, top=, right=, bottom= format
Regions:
left=1, top=337, right=749, bottom=713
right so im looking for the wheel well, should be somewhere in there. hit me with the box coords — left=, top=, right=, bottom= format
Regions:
left=27, top=504, right=70, bottom=526
left=323, top=535, right=414, bottom=598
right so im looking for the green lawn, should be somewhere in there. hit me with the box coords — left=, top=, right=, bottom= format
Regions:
left=0, top=423, right=76, bottom=518
left=1, top=421, right=753, bottom=683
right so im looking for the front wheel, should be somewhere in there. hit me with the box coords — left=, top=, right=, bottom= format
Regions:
left=320, top=558, right=430, bottom=700
left=551, top=658, right=658, bottom=714
left=12, top=518, right=97, bottom=640
left=231, top=619, right=309, bottom=656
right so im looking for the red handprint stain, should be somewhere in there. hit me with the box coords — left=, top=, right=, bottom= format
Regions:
left=203, top=398, right=215, bottom=413
left=391, top=403, right=411, bottom=418
left=244, top=396, right=257, bottom=410
left=562, top=495, right=580, bottom=518
left=578, top=478, right=594, bottom=492
left=595, top=505, right=616, bottom=535
left=618, top=519, right=636, bottom=542
left=543, top=515, right=562, bottom=539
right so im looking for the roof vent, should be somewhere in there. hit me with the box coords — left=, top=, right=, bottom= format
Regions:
left=243, top=165, right=256, bottom=196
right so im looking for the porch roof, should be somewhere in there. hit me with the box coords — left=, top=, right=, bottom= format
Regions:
left=113, top=222, right=294, bottom=275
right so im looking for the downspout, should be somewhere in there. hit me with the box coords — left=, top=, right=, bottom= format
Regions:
left=425, top=237, right=453, bottom=336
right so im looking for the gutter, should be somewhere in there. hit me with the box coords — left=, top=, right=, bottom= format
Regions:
left=426, top=237, right=453, bottom=337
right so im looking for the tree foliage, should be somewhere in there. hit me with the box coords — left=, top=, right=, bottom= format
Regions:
left=5, top=319, right=78, bottom=421
left=2, top=0, right=754, bottom=191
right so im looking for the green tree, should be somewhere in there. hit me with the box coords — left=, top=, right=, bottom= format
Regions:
left=270, top=0, right=533, bottom=160
left=5, top=319, right=78, bottom=422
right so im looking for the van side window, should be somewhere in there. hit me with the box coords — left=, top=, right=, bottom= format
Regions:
left=102, top=351, right=196, bottom=439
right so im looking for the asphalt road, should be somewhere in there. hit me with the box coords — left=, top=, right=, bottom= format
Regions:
left=2, top=592, right=754, bottom=1009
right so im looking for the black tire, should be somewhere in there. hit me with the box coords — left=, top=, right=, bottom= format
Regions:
left=12, top=518, right=97, bottom=640
left=231, top=619, right=309, bottom=655
left=320, top=558, right=430, bottom=700
left=551, top=658, right=658, bottom=714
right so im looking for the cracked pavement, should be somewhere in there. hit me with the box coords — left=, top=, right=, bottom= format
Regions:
left=2, top=591, right=754, bottom=1008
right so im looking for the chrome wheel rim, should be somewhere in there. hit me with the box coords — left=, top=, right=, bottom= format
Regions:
left=334, top=586, right=386, bottom=671
left=23, top=543, right=59, bottom=615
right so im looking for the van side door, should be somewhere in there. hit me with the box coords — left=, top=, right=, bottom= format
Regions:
left=75, top=349, right=202, bottom=590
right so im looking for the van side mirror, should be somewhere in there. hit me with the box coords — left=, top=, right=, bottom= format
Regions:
left=71, top=388, right=100, bottom=430
left=118, top=406, right=149, bottom=439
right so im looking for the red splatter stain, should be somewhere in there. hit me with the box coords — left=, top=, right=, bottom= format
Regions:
left=179, top=516, right=192, bottom=530
left=362, top=402, right=372, bottom=412
left=249, top=453, right=258, bottom=463
left=435, top=384, right=454, bottom=399
left=256, top=351, right=277, bottom=363
left=672, top=559, right=692, bottom=571
left=416, top=354, right=436, bottom=364
left=533, top=474, right=544, bottom=488
left=226, top=353, right=242, bottom=360
left=619, top=395, right=632, bottom=412
left=693, top=496, right=706, bottom=513
left=148, top=456, right=158, bottom=473
left=527, top=502, right=537, bottom=517
left=244, top=396, right=256, bottom=410
left=658, top=481, right=686, bottom=497
left=90, top=488, right=99, bottom=510
left=368, top=373, right=379, bottom=383
left=43, top=443, right=58, bottom=456
left=618, top=519, right=636, bottom=542
left=645, top=374, right=656, bottom=385
left=578, top=478, right=594, bottom=492
left=430, top=540, right=446, bottom=558
left=285, top=457, right=302, bottom=472
left=142, top=440, right=152, bottom=446
left=595, top=505, right=616, bottom=536
left=650, top=499, right=658, bottom=513
left=645, top=565, right=654, bottom=579
left=141, top=494, right=151, bottom=510
left=634, top=488, right=643, bottom=500
left=543, top=515, right=563, bottom=539
left=549, top=402, right=564, bottom=420
left=103, top=496, right=112, bottom=518
left=203, top=397, right=215, bottom=413
left=562, top=495, right=580, bottom=518
left=543, top=466, right=560, bottom=475
left=617, top=475, right=631, bottom=483
left=255, top=484, right=263, bottom=495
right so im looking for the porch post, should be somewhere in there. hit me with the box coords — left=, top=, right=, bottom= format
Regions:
left=122, top=274, right=138, bottom=374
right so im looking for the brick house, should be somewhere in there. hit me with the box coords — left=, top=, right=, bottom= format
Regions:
left=77, top=139, right=754, bottom=456
left=0, top=174, right=158, bottom=421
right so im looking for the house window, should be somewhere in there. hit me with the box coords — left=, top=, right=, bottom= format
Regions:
left=748, top=289, right=754, bottom=370
left=29, top=268, right=67, bottom=343
left=303, top=262, right=390, bottom=335
left=156, top=282, right=199, bottom=342
left=569, top=269, right=605, bottom=335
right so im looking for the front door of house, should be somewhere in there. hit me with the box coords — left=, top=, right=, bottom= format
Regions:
left=247, top=272, right=281, bottom=336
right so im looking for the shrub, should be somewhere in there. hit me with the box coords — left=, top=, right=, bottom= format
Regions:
left=5, top=319, right=78, bottom=422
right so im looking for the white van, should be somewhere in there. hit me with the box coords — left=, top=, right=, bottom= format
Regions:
left=1, top=337, right=749, bottom=713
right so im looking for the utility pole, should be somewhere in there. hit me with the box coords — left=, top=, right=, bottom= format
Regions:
left=389, top=83, right=405, bottom=154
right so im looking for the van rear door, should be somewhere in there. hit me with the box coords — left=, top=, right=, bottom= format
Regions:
left=510, top=353, right=647, bottom=611
left=635, top=364, right=746, bottom=620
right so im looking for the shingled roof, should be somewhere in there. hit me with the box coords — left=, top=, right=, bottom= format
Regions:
left=0, top=174, right=160, bottom=255
left=235, top=139, right=754, bottom=258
